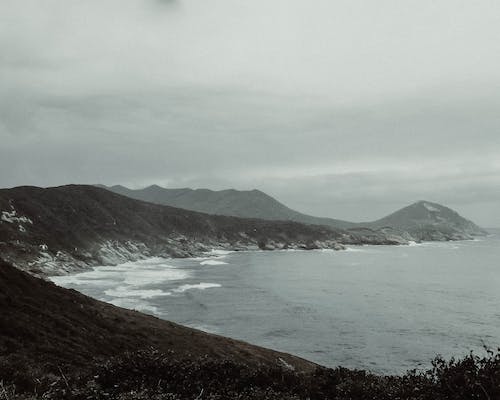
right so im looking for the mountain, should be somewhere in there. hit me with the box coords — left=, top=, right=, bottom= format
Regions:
left=368, top=200, right=487, bottom=241
left=101, top=184, right=355, bottom=229
left=0, top=185, right=485, bottom=276
left=101, top=185, right=485, bottom=242
left=0, top=185, right=361, bottom=276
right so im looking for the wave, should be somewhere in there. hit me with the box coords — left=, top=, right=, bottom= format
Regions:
left=208, top=249, right=233, bottom=256
left=51, top=258, right=191, bottom=289
left=50, top=270, right=121, bottom=286
left=104, top=286, right=171, bottom=299
left=122, top=267, right=189, bottom=285
left=174, top=283, right=222, bottom=293
left=200, top=260, right=228, bottom=266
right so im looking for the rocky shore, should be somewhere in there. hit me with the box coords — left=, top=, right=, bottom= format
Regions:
left=0, top=185, right=484, bottom=277
left=0, top=185, right=355, bottom=276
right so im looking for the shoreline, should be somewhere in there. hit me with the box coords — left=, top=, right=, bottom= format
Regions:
left=42, top=234, right=487, bottom=279
left=47, top=237, right=497, bottom=375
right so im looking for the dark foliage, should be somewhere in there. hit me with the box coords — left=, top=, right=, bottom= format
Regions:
left=2, top=348, right=499, bottom=400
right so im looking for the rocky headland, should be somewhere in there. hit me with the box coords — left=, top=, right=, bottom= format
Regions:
left=0, top=185, right=352, bottom=276
left=0, top=185, right=486, bottom=277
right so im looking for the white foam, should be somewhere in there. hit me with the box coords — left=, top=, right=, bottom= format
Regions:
left=104, top=286, right=171, bottom=299
left=200, top=260, right=228, bottom=266
left=50, top=258, right=191, bottom=287
left=208, top=249, right=232, bottom=256
left=122, top=257, right=169, bottom=266
left=174, top=283, right=221, bottom=293
left=123, top=268, right=189, bottom=285
left=50, top=270, right=119, bottom=286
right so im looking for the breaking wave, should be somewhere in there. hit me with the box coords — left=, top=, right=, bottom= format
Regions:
left=174, top=283, right=222, bottom=293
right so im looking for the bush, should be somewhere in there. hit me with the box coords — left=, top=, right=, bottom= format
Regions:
left=2, top=348, right=499, bottom=399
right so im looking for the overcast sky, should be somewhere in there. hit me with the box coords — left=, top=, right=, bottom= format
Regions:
left=1, top=0, right=500, bottom=226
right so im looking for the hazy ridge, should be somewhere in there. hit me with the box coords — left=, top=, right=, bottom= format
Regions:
left=102, top=184, right=486, bottom=241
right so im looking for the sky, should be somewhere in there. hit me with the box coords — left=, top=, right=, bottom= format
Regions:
left=1, top=0, right=500, bottom=226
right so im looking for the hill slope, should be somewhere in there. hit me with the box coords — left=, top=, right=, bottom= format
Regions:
left=0, top=258, right=314, bottom=374
left=103, top=184, right=355, bottom=229
left=102, top=185, right=485, bottom=241
left=0, top=185, right=353, bottom=275
left=369, top=200, right=487, bottom=241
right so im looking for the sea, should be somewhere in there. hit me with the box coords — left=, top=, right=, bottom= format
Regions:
left=51, top=232, right=500, bottom=375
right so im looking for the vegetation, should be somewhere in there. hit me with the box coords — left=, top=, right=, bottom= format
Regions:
left=1, top=348, right=499, bottom=399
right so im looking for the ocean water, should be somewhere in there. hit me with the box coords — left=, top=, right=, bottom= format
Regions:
left=51, top=235, right=500, bottom=375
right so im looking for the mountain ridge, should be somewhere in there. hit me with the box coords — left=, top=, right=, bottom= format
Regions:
left=99, top=184, right=357, bottom=229
left=0, top=185, right=375, bottom=276
left=101, top=184, right=486, bottom=240
left=0, top=184, right=486, bottom=276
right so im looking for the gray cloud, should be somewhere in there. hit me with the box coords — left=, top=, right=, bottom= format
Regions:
left=1, top=0, right=500, bottom=226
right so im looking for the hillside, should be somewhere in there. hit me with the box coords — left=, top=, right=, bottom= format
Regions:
left=369, top=200, right=487, bottom=241
left=0, top=258, right=313, bottom=372
left=0, top=185, right=356, bottom=276
left=102, top=184, right=356, bottom=229
left=102, top=185, right=485, bottom=242
left=0, top=185, right=485, bottom=276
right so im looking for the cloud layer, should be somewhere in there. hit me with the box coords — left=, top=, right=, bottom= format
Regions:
left=1, top=0, right=500, bottom=225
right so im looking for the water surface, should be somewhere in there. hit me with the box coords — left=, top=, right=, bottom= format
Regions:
left=52, top=236, right=500, bottom=374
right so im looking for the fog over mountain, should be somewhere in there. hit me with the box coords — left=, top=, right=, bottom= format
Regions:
left=1, top=0, right=500, bottom=226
